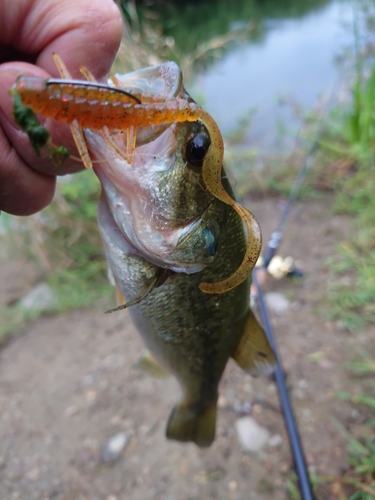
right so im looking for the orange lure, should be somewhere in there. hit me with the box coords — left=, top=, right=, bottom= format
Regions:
left=13, top=54, right=261, bottom=294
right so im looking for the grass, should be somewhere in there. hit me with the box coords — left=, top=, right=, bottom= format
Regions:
left=334, top=354, right=375, bottom=499
left=316, top=30, right=375, bottom=331
left=312, top=9, right=375, bottom=493
left=331, top=393, right=375, bottom=499
left=0, top=305, right=40, bottom=347
left=285, top=378, right=375, bottom=500
left=2, top=171, right=113, bottom=320
left=265, top=7, right=375, bottom=496
left=323, top=132, right=375, bottom=332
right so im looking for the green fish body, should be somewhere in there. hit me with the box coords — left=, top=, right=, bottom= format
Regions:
left=90, top=63, right=276, bottom=447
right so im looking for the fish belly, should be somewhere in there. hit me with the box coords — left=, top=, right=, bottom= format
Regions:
left=97, top=195, right=250, bottom=446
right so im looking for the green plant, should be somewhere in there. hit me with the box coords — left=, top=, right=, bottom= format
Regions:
left=326, top=160, right=375, bottom=332
left=116, top=0, right=253, bottom=82
left=345, top=61, right=375, bottom=160
left=333, top=418, right=375, bottom=500
left=319, top=0, right=375, bottom=164
left=309, top=356, right=375, bottom=499
left=322, top=18, right=375, bottom=329
left=4, top=171, right=112, bottom=317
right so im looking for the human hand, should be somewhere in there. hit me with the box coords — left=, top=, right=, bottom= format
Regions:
left=0, top=0, right=123, bottom=215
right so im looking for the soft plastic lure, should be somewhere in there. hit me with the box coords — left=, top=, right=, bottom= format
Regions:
left=12, top=54, right=261, bottom=294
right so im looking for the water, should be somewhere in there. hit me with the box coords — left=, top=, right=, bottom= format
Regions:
left=191, top=0, right=354, bottom=153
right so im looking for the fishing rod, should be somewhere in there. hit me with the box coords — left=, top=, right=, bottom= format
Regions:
left=253, top=271, right=315, bottom=500
left=251, top=115, right=327, bottom=500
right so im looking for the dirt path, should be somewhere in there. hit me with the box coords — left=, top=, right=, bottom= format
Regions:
left=0, top=195, right=366, bottom=500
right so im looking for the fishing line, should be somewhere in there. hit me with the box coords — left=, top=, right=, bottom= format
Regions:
left=250, top=79, right=343, bottom=499
left=262, top=93, right=334, bottom=269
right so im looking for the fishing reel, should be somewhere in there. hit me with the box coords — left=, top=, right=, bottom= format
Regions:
left=256, top=254, right=303, bottom=280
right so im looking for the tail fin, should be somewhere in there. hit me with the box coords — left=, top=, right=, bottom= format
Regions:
left=232, top=308, right=276, bottom=376
left=166, top=402, right=217, bottom=448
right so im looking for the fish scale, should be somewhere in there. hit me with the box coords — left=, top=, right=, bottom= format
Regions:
left=12, top=58, right=276, bottom=447
left=98, top=167, right=271, bottom=446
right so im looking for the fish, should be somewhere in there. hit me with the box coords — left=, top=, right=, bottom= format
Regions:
left=12, top=58, right=276, bottom=447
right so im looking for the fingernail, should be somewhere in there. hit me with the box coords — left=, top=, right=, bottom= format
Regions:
left=0, top=68, right=20, bottom=124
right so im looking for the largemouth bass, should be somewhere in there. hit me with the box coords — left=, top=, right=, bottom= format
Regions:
left=13, top=59, right=276, bottom=447
left=91, top=63, right=276, bottom=447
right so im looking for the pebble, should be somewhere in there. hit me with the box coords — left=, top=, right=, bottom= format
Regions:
left=334, top=320, right=347, bottom=332
left=264, top=292, right=290, bottom=315
left=6, top=457, right=23, bottom=480
left=293, top=388, right=305, bottom=400
left=279, top=461, right=290, bottom=473
left=253, top=404, right=262, bottom=415
left=302, top=408, right=312, bottom=422
left=298, top=379, right=309, bottom=390
left=83, top=437, right=98, bottom=449
left=228, top=480, right=238, bottom=491
left=26, top=467, right=40, bottom=481
left=85, top=390, right=97, bottom=403
left=268, top=434, right=283, bottom=447
left=233, top=401, right=252, bottom=415
left=19, top=283, right=57, bottom=312
left=101, top=433, right=129, bottom=463
left=308, top=465, right=317, bottom=475
left=217, top=395, right=227, bottom=408
left=351, top=409, right=361, bottom=419
left=63, top=405, right=78, bottom=418
left=266, top=384, right=277, bottom=396
left=82, top=374, right=95, bottom=386
left=243, top=382, right=252, bottom=394
left=235, top=416, right=270, bottom=453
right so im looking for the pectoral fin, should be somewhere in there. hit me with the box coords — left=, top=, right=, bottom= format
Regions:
left=232, top=309, right=276, bottom=376
left=132, top=350, right=171, bottom=379
left=115, top=283, right=125, bottom=306
left=106, top=269, right=169, bottom=314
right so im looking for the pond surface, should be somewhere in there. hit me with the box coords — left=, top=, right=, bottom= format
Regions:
left=191, top=0, right=354, bottom=153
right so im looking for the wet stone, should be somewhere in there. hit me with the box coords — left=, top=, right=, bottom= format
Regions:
left=233, top=401, right=252, bottom=415
left=19, top=283, right=57, bottom=312
left=298, top=379, right=309, bottom=390
left=235, top=416, right=270, bottom=453
left=6, top=457, right=24, bottom=480
left=82, top=373, right=95, bottom=386
left=268, top=434, right=283, bottom=447
left=264, top=292, right=290, bottom=315
left=101, top=433, right=130, bottom=463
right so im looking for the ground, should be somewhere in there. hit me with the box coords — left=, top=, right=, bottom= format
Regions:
left=0, top=194, right=372, bottom=500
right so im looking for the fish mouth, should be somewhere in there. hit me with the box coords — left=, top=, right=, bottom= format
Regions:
left=90, top=121, right=218, bottom=274
left=97, top=187, right=216, bottom=274
left=87, top=61, right=218, bottom=274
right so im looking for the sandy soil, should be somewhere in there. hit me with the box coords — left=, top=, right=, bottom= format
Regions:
left=0, top=195, right=371, bottom=500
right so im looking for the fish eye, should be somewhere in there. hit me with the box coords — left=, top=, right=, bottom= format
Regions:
left=186, top=132, right=211, bottom=168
